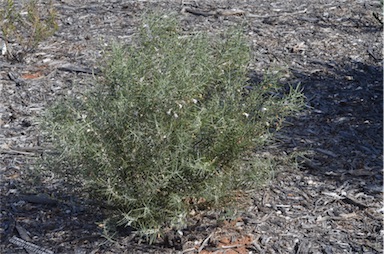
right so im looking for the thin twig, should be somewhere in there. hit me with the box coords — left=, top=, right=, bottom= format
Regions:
left=182, top=7, right=308, bottom=19
left=0, top=149, right=36, bottom=156
left=247, top=8, right=307, bottom=18
left=182, top=247, right=197, bottom=253
left=198, top=232, right=213, bottom=253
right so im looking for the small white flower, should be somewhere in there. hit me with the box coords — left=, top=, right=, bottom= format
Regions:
left=242, top=112, right=249, bottom=118
left=174, top=113, right=179, bottom=118
left=167, top=108, right=172, bottom=115
left=261, top=107, right=267, bottom=112
left=192, top=98, right=198, bottom=104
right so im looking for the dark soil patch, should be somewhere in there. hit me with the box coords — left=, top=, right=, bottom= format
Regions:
left=1, top=0, right=382, bottom=253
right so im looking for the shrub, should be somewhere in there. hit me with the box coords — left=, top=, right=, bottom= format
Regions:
left=41, top=14, right=304, bottom=240
left=0, top=0, right=58, bottom=61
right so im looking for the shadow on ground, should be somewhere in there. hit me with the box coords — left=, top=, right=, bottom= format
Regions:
left=271, top=59, right=383, bottom=191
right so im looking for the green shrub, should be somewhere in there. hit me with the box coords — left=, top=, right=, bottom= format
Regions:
left=41, top=14, right=304, bottom=240
left=0, top=0, right=58, bottom=60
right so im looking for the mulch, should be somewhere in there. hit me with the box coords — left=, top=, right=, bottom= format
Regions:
left=0, top=0, right=382, bottom=253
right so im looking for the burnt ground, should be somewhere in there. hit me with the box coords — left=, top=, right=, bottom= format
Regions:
left=0, top=0, right=383, bottom=253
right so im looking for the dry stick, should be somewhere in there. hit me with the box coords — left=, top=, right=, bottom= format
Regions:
left=373, top=12, right=383, bottom=25
left=342, top=195, right=368, bottom=209
left=182, top=7, right=308, bottom=19
left=181, top=247, right=197, bottom=254
left=183, top=7, right=213, bottom=17
left=9, top=236, right=54, bottom=254
left=57, top=65, right=101, bottom=75
left=198, top=232, right=214, bottom=253
left=0, top=146, right=55, bottom=156
left=10, top=146, right=53, bottom=153
left=247, top=8, right=307, bottom=18
left=0, top=149, right=35, bottom=156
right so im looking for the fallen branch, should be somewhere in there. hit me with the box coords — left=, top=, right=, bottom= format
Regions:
left=182, top=7, right=307, bottom=19
left=0, top=149, right=35, bottom=156
left=57, top=65, right=101, bottom=75
left=9, top=236, right=54, bottom=254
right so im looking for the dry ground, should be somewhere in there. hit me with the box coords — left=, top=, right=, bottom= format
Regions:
left=1, top=0, right=383, bottom=253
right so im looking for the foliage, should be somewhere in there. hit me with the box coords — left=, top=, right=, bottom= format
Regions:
left=0, top=0, right=58, bottom=60
left=40, top=14, right=304, bottom=241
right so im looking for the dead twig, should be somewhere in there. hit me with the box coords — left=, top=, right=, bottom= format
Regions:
left=342, top=195, right=369, bottom=209
left=9, top=236, right=54, bottom=254
left=0, top=146, right=55, bottom=156
left=57, top=65, right=101, bottom=75
left=198, top=232, right=214, bottom=253
left=182, top=7, right=307, bottom=19
left=0, top=149, right=35, bottom=156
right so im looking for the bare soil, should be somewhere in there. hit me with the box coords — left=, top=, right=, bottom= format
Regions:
left=1, top=0, right=382, bottom=253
